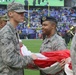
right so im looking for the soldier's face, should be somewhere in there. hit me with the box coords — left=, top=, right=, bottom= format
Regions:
left=14, top=12, right=25, bottom=23
left=2, top=20, right=7, bottom=26
left=9, top=11, right=25, bottom=23
left=0, top=20, right=7, bottom=29
left=42, top=21, right=54, bottom=36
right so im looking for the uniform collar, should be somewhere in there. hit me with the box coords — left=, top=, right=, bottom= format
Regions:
left=7, top=21, right=17, bottom=33
left=48, top=33, right=57, bottom=42
left=44, top=33, right=57, bottom=44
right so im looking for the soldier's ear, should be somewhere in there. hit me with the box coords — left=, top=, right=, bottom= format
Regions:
left=8, top=11, right=13, bottom=18
left=51, top=22, right=56, bottom=29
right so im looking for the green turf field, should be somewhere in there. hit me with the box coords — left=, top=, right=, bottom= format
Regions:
left=22, top=39, right=42, bottom=53
left=22, top=39, right=70, bottom=75
left=22, top=39, right=42, bottom=75
left=0, top=0, right=64, bottom=6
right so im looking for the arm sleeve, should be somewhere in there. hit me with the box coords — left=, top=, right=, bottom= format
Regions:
left=54, top=39, right=67, bottom=50
left=1, top=32, right=33, bottom=69
left=39, top=62, right=62, bottom=74
left=70, top=34, right=76, bottom=75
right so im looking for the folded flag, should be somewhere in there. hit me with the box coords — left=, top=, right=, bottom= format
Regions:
left=34, top=50, right=70, bottom=68
left=65, top=62, right=73, bottom=75
left=20, top=44, right=70, bottom=68
left=20, top=44, right=71, bottom=74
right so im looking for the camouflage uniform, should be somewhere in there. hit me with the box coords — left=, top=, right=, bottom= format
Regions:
left=0, top=22, right=33, bottom=75
left=70, top=33, right=76, bottom=75
left=40, top=33, right=67, bottom=75
left=0, top=14, right=8, bottom=30
left=0, top=14, right=9, bottom=21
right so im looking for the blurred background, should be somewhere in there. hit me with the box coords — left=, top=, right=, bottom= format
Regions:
left=0, top=0, right=76, bottom=75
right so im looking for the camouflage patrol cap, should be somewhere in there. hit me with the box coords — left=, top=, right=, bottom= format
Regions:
left=41, top=16, right=57, bottom=25
left=0, top=14, right=9, bottom=21
left=7, top=2, right=27, bottom=13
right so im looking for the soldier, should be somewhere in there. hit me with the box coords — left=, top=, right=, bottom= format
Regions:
left=0, top=14, right=8, bottom=29
left=70, top=33, right=76, bottom=75
left=0, top=2, right=37, bottom=75
left=40, top=16, right=67, bottom=75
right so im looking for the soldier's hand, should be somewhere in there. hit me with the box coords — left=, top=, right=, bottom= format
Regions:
left=31, top=54, right=38, bottom=60
left=19, top=42, right=23, bottom=47
left=65, top=57, right=71, bottom=64
left=59, top=59, right=66, bottom=69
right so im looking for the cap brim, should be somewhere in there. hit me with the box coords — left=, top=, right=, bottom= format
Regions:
left=14, top=10, right=28, bottom=13
left=1, top=18, right=9, bottom=21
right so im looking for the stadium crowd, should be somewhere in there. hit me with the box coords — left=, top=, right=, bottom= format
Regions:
left=17, top=7, right=76, bottom=44
left=0, top=7, right=76, bottom=44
